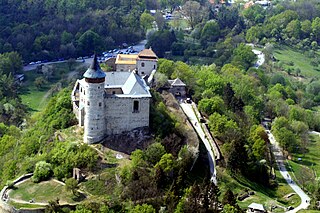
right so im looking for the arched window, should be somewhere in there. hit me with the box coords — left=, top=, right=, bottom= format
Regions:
left=133, top=100, right=139, bottom=113
left=141, top=62, right=145, bottom=67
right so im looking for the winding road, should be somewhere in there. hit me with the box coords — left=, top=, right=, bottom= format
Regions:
left=264, top=125, right=311, bottom=212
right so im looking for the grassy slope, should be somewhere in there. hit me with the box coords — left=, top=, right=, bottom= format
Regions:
left=287, top=134, right=320, bottom=189
left=20, top=62, right=82, bottom=112
left=273, top=46, right=320, bottom=78
left=217, top=166, right=300, bottom=212
left=9, top=179, right=78, bottom=204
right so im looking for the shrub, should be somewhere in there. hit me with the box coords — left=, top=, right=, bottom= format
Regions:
left=32, top=161, right=52, bottom=183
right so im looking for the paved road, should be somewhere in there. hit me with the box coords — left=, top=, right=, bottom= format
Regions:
left=309, top=131, right=320, bottom=136
left=180, top=101, right=217, bottom=184
left=23, top=40, right=147, bottom=72
left=252, top=49, right=265, bottom=68
left=264, top=125, right=310, bottom=213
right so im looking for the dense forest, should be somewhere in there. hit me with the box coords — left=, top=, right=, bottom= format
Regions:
left=2, top=0, right=320, bottom=212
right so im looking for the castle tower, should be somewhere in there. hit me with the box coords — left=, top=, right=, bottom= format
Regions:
left=136, top=48, right=158, bottom=76
left=83, top=55, right=106, bottom=144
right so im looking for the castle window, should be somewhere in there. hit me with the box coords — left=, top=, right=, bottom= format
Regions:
left=112, top=91, right=116, bottom=95
left=80, top=88, right=82, bottom=92
left=84, top=90, right=86, bottom=95
left=98, top=86, right=100, bottom=89
left=154, top=65, right=156, bottom=69
left=142, top=72, right=145, bottom=75
left=87, top=101, right=90, bottom=106
left=99, top=102, right=102, bottom=107
left=141, top=62, right=145, bottom=67
left=133, top=100, right=139, bottom=113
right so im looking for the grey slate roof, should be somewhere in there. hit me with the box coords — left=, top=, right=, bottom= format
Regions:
left=83, top=55, right=106, bottom=79
left=105, top=72, right=151, bottom=97
left=171, top=78, right=186, bottom=86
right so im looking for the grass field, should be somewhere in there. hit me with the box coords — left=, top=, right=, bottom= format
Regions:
left=9, top=179, right=81, bottom=204
left=20, top=62, right=83, bottom=112
left=273, top=46, right=320, bottom=78
left=286, top=134, right=320, bottom=190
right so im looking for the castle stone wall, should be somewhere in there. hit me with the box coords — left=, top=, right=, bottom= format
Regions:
left=105, top=97, right=150, bottom=135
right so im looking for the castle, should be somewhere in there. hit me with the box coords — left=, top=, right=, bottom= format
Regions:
left=72, top=49, right=157, bottom=144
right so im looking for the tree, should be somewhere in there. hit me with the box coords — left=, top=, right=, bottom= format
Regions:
left=77, top=30, right=102, bottom=55
left=140, top=12, right=155, bottom=31
left=34, top=76, right=47, bottom=89
left=182, top=1, right=205, bottom=29
left=301, top=20, right=312, bottom=38
left=32, top=161, right=52, bottom=183
left=231, top=43, right=256, bottom=70
left=145, top=142, right=166, bottom=166
left=146, top=30, right=176, bottom=57
left=201, top=20, right=220, bottom=43
left=65, top=178, right=79, bottom=196
left=312, top=17, right=320, bottom=42
left=222, top=189, right=237, bottom=206
left=155, top=153, right=175, bottom=173
left=198, top=96, right=225, bottom=115
left=129, top=204, right=156, bottom=213
left=285, top=19, right=301, bottom=39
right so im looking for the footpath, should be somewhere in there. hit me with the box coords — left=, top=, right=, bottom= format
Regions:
left=265, top=126, right=310, bottom=213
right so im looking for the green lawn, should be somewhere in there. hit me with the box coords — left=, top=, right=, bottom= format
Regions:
left=287, top=134, right=320, bottom=190
left=20, top=62, right=82, bottom=112
left=273, top=46, right=320, bottom=78
left=9, top=179, right=80, bottom=204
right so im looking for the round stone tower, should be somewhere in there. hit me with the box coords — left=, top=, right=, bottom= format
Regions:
left=83, top=55, right=106, bottom=144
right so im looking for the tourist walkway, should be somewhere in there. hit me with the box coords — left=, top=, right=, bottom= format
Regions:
left=180, top=100, right=220, bottom=184
left=264, top=125, right=310, bottom=213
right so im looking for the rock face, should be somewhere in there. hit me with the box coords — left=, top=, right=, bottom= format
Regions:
left=101, top=127, right=153, bottom=154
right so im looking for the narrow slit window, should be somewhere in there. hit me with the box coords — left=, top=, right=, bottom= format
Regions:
left=133, top=100, right=139, bottom=113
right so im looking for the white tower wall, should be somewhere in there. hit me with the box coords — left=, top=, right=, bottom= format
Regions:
left=84, top=81, right=106, bottom=144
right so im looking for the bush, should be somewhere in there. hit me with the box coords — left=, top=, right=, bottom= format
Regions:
left=32, top=161, right=52, bottom=183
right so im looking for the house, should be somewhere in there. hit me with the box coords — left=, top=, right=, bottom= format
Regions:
left=72, top=55, right=152, bottom=144
left=247, top=203, right=266, bottom=213
left=115, top=48, right=158, bottom=77
left=168, top=78, right=186, bottom=97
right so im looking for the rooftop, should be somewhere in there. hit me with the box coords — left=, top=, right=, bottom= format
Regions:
left=83, top=55, right=106, bottom=79
left=105, top=72, right=151, bottom=98
left=248, top=203, right=265, bottom=211
left=138, top=48, right=158, bottom=60
left=115, top=54, right=138, bottom=65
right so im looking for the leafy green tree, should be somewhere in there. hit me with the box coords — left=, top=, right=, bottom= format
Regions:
left=285, top=19, right=301, bottom=39
left=32, top=161, right=52, bottom=183
left=246, top=26, right=264, bottom=43
left=198, top=96, right=225, bottom=115
left=182, top=1, right=205, bottom=29
left=158, top=59, right=175, bottom=77
left=301, top=20, right=312, bottom=38
left=145, top=142, right=166, bottom=165
left=140, top=12, right=155, bottom=31
left=65, top=178, right=79, bottom=196
left=312, top=17, right=320, bottom=42
left=201, top=20, right=220, bottom=43
left=34, top=76, right=47, bottom=89
left=208, top=112, right=239, bottom=142
left=129, top=204, right=156, bottom=213
left=231, top=43, right=256, bottom=70
left=146, top=30, right=176, bottom=57
left=156, top=153, right=175, bottom=173
left=77, top=30, right=102, bottom=55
